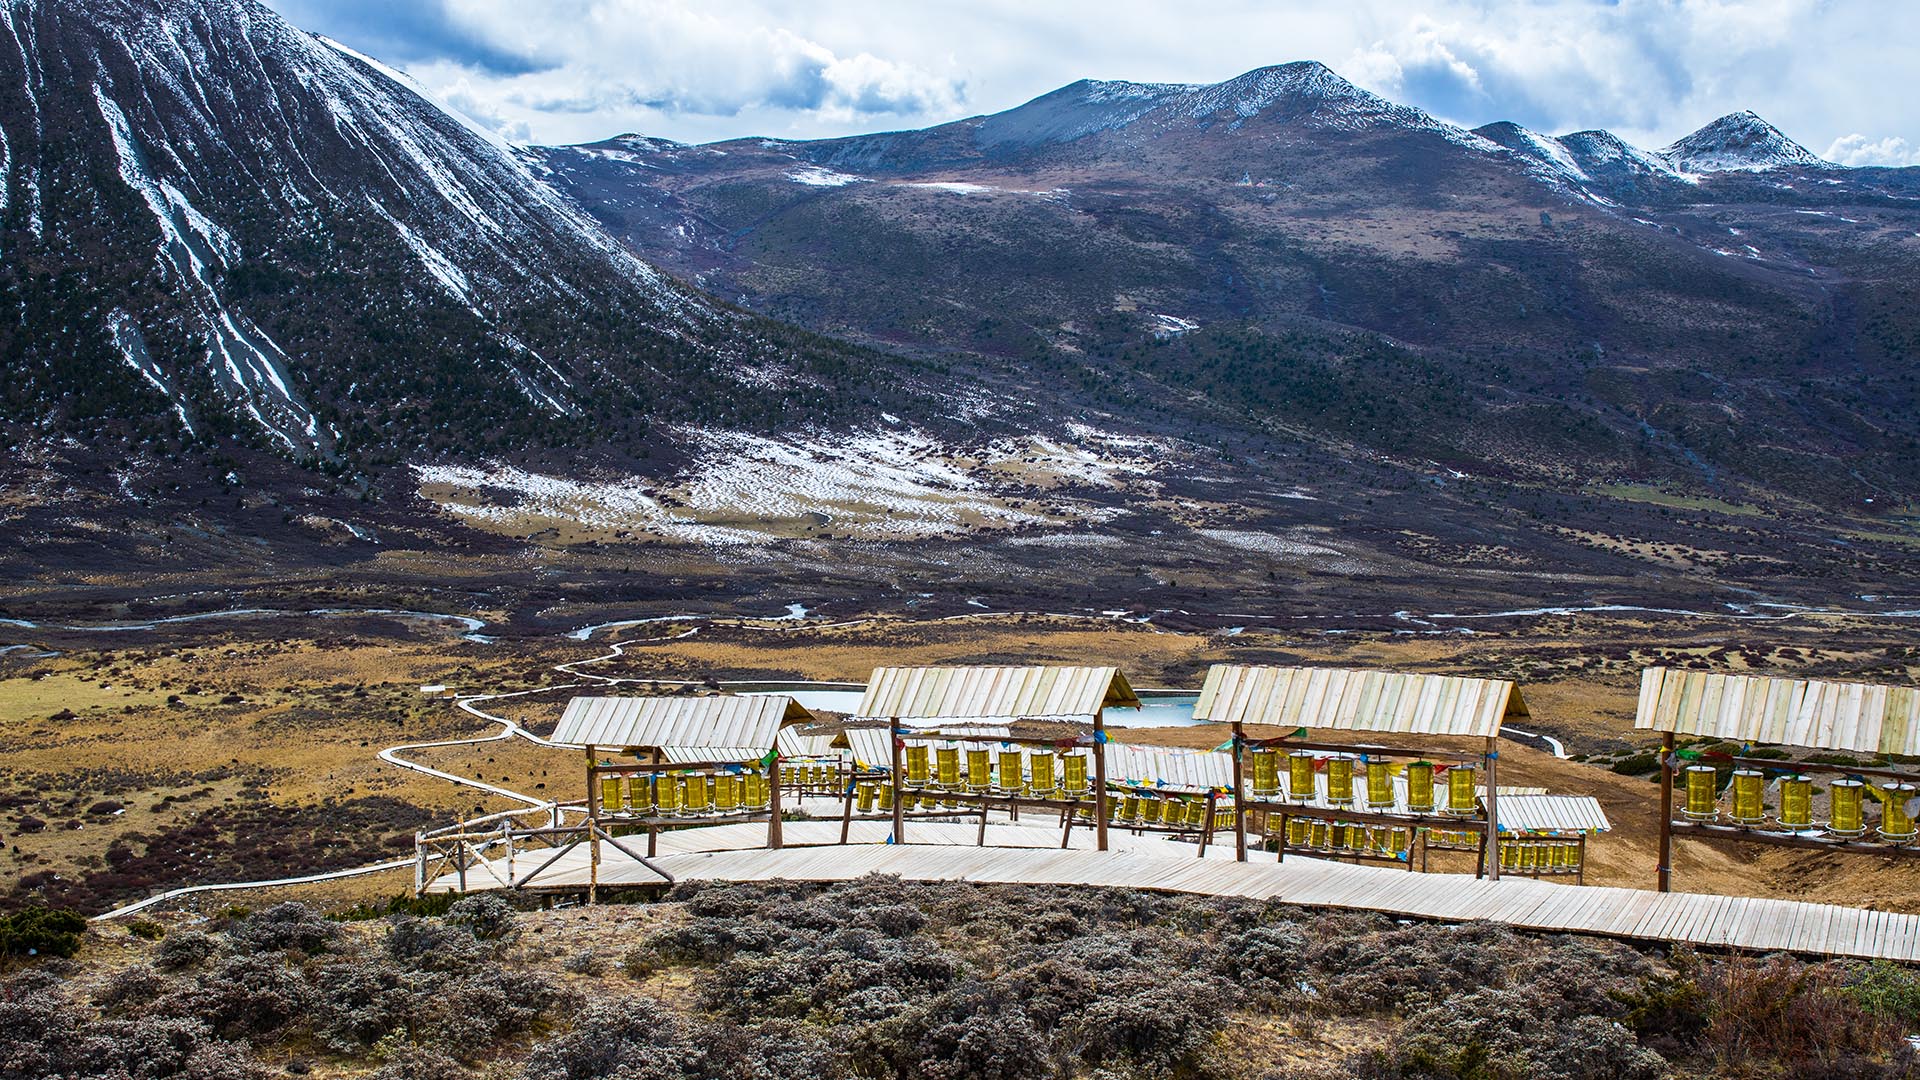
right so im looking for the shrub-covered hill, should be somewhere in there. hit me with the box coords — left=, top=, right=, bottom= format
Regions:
left=9, top=878, right=1920, bottom=1080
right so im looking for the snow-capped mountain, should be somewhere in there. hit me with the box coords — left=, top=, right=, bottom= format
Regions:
left=972, top=62, right=1485, bottom=149
left=536, top=62, right=1920, bottom=515
left=0, top=0, right=899, bottom=466
left=1659, top=110, right=1830, bottom=174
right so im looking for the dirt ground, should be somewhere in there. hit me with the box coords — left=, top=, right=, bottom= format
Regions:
left=4, top=608, right=1919, bottom=914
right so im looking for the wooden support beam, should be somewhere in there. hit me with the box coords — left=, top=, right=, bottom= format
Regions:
left=585, top=745, right=601, bottom=905
left=1484, top=737, right=1500, bottom=883
left=1094, top=707, right=1110, bottom=852
left=891, top=722, right=906, bottom=846
left=1658, top=731, right=1674, bottom=893
left=1232, top=723, right=1248, bottom=863
left=768, top=757, right=784, bottom=850
left=1668, top=820, right=1920, bottom=856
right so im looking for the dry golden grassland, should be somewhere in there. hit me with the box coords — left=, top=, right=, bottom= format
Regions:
left=3, top=610, right=1918, bottom=914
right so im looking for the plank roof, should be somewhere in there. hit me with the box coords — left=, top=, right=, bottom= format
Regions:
left=1193, top=665, right=1526, bottom=738
left=1496, top=794, right=1611, bottom=834
left=854, top=665, right=1141, bottom=723
left=551, top=695, right=812, bottom=753
left=1633, top=667, right=1920, bottom=755
left=1103, top=742, right=1235, bottom=793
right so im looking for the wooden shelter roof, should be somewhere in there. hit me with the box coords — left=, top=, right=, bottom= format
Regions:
left=552, top=695, right=812, bottom=754
left=853, top=665, right=1140, bottom=723
left=1633, top=667, right=1920, bottom=755
left=1193, top=665, right=1525, bottom=739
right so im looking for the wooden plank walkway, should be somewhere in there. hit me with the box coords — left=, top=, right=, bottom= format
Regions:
left=427, top=820, right=1920, bottom=962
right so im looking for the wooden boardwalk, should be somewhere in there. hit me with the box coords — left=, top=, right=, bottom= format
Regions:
left=429, top=820, right=1920, bottom=962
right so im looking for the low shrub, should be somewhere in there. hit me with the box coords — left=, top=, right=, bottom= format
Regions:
left=223, top=902, right=340, bottom=955
left=0, top=905, right=86, bottom=960
left=126, top=918, right=166, bottom=941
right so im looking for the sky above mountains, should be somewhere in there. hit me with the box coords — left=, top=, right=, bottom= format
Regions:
left=263, top=0, right=1919, bottom=165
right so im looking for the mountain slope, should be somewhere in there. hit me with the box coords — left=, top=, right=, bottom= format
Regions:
left=0, top=0, right=918, bottom=470
left=539, top=64, right=1920, bottom=510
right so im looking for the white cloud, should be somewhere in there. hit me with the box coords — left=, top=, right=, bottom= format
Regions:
left=1825, top=134, right=1920, bottom=168
left=272, top=0, right=1920, bottom=157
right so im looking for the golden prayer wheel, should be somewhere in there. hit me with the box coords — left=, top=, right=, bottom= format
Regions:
left=1030, top=753, right=1057, bottom=797
left=1563, top=842, right=1582, bottom=870
left=936, top=747, right=960, bottom=789
left=1519, top=842, right=1540, bottom=871
left=1121, top=793, right=1141, bottom=823
left=743, top=772, right=767, bottom=811
left=1729, top=769, right=1765, bottom=826
left=1829, top=778, right=1866, bottom=837
left=1366, top=760, right=1394, bottom=810
left=1500, top=840, right=1519, bottom=869
left=1681, top=765, right=1718, bottom=821
left=1778, top=774, right=1812, bottom=829
left=657, top=775, right=683, bottom=814
left=1251, top=749, right=1280, bottom=796
left=856, top=780, right=877, bottom=813
left=965, top=749, right=991, bottom=792
left=1285, top=817, right=1311, bottom=846
left=905, top=744, right=930, bottom=786
left=1140, top=797, right=1164, bottom=825
left=1388, top=828, right=1410, bottom=856
left=714, top=773, right=741, bottom=812
left=1287, top=752, right=1316, bottom=803
left=1182, top=798, right=1206, bottom=829
left=1309, top=820, right=1329, bottom=848
left=877, top=782, right=894, bottom=811
left=599, top=775, right=623, bottom=812
left=683, top=774, right=711, bottom=814
left=997, top=750, right=1024, bottom=793
left=1327, top=756, right=1355, bottom=806
left=1063, top=754, right=1090, bottom=795
left=1329, top=822, right=1352, bottom=850
left=1444, top=765, right=1478, bottom=817
left=1881, top=782, right=1917, bottom=842
left=1406, top=761, right=1435, bottom=813
left=625, top=776, right=650, bottom=812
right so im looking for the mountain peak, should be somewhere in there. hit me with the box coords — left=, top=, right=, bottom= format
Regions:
left=977, top=61, right=1459, bottom=149
left=1659, top=110, right=1827, bottom=173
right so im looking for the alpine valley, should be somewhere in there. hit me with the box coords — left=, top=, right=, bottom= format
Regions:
left=4, top=0, right=1920, bottom=632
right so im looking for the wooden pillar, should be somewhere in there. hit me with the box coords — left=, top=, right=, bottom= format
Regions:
left=1657, top=731, right=1674, bottom=893
left=1483, top=739, right=1500, bottom=883
left=890, top=722, right=906, bottom=846
left=585, top=745, right=600, bottom=904
left=1231, top=723, right=1248, bottom=862
left=1093, top=708, right=1110, bottom=852
left=768, top=755, right=784, bottom=850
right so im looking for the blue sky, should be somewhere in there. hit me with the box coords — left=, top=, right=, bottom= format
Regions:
left=265, top=0, right=1920, bottom=165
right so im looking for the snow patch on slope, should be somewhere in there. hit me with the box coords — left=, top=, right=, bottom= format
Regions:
left=788, top=165, right=867, bottom=187
left=412, top=427, right=1178, bottom=546
left=109, top=312, right=194, bottom=435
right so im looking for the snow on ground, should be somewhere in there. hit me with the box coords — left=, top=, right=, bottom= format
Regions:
left=906, top=181, right=996, bottom=194
left=414, top=426, right=1180, bottom=545
left=1148, top=313, right=1199, bottom=339
left=788, top=166, right=868, bottom=187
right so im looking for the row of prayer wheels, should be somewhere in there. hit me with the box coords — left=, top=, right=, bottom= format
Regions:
left=1249, top=750, right=1480, bottom=816
left=1498, top=837, right=1583, bottom=873
left=597, top=771, right=770, bottom=816
left=1282, top=816, right=1412, bottom=857
left=786, top=762, right=843, bottom=790
left=856, top=776, right=1230, bottom=831
left=1680, top=765, right=1917, bottom=841
left=901, top=745, right=1094, bottom=797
